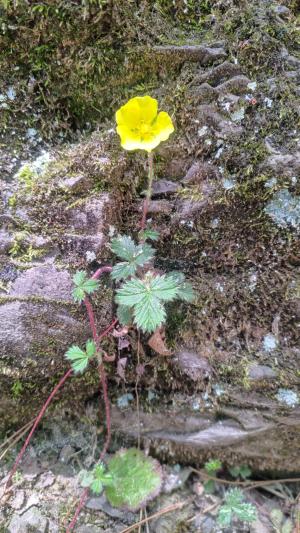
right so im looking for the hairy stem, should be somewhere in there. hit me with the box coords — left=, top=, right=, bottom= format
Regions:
left=140, top=151, right=154, bottom=231
left=3, top=368, right=73, bottom=494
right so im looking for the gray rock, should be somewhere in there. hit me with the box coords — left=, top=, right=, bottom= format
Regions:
left=200, top=516, right=216, bottom=533
left=182, top=161, right=220, bottom=184
left=35, top=471, right=55, bottom=489
left=8, top=507, right=48, bottom=533
left=86, top=494, right=136, bottom=522
left=140, top=199, right=174, bottom=216
left=9, top=489, right=25, bottom=510
left=9, top=264, right=73, bottom=301
left=194, top=61, right=242, bottom=85
left=151, top=179, right=180, bottom=197
left=173, top=350, right=212, bottom=382
left=59, top=174, right=92, bottom=193
left=249, top=364, right=277, bottom=381
left=263, top=151, right=300, bottom=177
left=59, top=444, right=76, bottom=464
left=272, top=5, right=290, bottom=18
left=64, top=233, right=105, bottom=255
left=0, top=229, right=13, bottom=254
left=152, top=45, right=227, bottom=65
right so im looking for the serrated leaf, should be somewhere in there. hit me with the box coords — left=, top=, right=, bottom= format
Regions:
left=239, top=465, right=252, bottom=479
left=86, top=339, right=96, bottom=358
left=117, top=305, right=133, bottom=326
left=115, top=278, right=147, bottom=306
left=72, top=271, right=99, bottom=302
left=134, top=296, right=166, bottom=333
left=167, top=272, right=195, bottom=302
left=234, top=502, right=257, bottom=523
left=205, top=459, right=222, bottom=474
left=72, top=286, right=85, bottom=303
left=73, top=271, right=87, bottom=286
left=218, top=506, right=232, bottom=527
left=225, top=488, right=244, bottom=506
left=139, top=229, right=159, bottom=241
left=134, top=242, right=155, bottom=266
left=150, top=274, right=180, bottom=301
left=110, top=236, right=137, bottom=261
left=91, top=478, right=103, bottom=494
left=111, top=262, right=137, bottom=281
left=105, top=448, right=162, bottom=511
left=65, top=345, right=89, bottom=373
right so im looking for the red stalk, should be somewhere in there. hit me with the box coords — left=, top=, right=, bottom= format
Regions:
left=4, top=368, right=73, bottom=493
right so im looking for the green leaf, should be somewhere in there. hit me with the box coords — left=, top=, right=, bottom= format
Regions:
left=134, top=297, right=166, bottom=333
left=72, top=271, right=99, bottom=302
left=204, top=459, right=222, bottom=474
left=239, top=465, right=252, bottom=479
left=149, top=274, right=181, bottom=301
left=218, top=506, right=233, bottom=527
left=111, top=262, right=137, bottom=281
left=218, top=488, right=257, bottom=527
left=90, top=463, right=106, bottom=495
left=139, top=229, right=159, bottom=241
left=229, top=465, right=241, bottom=478
left=111, top=237, right=155, bottom=280
left=234, top=502, right=257, bottom=523
left=204, top=479, right=215, bottom=494
left=104, top=448, right=162, bottom=511
left=111, top=236, right=137, bottom=261
left=167, top=272, right=195, bottom=302
left=117, top=305, right=133, bottom=326
left=86, top=339, right=96, bottom=358
left=65, top=342, right=95, bottom=374
left=115, top=278, right=147, bottom=306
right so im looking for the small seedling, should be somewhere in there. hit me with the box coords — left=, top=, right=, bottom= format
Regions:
left=204, top=459, right=223, bottom=493
left=217, top=488, right=257, bottom=527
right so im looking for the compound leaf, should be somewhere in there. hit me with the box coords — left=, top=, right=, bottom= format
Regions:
left=112, top=262, right=137, bottom=281
left=134, top=296, right=166, bottom=333
left=138, top=229, right=159, bottom=241
left=111, top=236, right=137, bottom=261
left=65, top=341, right=95, bottom=374
left=72, top=271, right=99, bottom=302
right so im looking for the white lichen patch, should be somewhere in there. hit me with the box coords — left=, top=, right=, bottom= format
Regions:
left=276, top=389, right=299, bottom=408
left=263, top=333, right=278, bottom=352
left=265, top=190, right=300, bottom=229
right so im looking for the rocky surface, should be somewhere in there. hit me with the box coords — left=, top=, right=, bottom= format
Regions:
left=0, top=3, right=299, bottom=528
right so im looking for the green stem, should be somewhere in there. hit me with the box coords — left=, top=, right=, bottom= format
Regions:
left=140, top=151, right=154, bottom=231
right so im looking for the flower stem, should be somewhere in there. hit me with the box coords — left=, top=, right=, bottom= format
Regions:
left=3, top=368, right=73, bottom=494
left=140, top=151, right=154, bottom=231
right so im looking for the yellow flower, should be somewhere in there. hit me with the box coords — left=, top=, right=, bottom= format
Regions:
left=115, top=95, right=174, bottom=152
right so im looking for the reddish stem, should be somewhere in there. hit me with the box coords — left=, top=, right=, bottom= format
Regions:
left=67, top=294, right=116, bottom=532
left=4, top=368, right=73, bottom=493
left=92, top=265, right=112, bottom=280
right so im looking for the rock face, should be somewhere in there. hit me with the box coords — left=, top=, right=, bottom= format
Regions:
left=1, top=0, right=300, bottom=475
left=0, top=139, right=122, bottom=432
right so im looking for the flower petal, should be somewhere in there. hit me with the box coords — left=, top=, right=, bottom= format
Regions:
left=116, top=98, right=141, bottom=128
left=136, top=96, right=158, bottom=124
left=153, top=111, right=174, bottom=142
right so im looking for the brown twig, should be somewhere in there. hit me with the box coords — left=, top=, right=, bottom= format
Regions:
left=119, top=500, right=187, bottom=533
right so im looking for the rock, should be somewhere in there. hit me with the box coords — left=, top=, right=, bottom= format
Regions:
left=0, top=229, right=13, bottom=254
left=151, top=179, right=180, bottom=197
left=195, top=104, right=243, bottom=140
left=216, top=75, right=252, bottom=95
left=194, top=61, right=242, bottom=86
left=272, top=5, right=290, bottom=18
left=248, top=364, right=277, bottom=381
left=86, top=494, right=136, bottom=522
left=9, top=489, right=25, bottom=510
left=200, top=516, right=216, bottom=533
left=182, top=161, right=220, bottom=184
left=64, top=233, right=105, bottom=255
left=8, top=507, right=48, bottom=533
left=9, top=264, right=73, bottom=301
left=35, top=471, right=55, bottom=489
left=59, top=444, right=75, bottom=463
left=172, top=350, right=212, bottom=382
left=140, top=199, right=174, bottom=216
left=152, top=45, right=227, bottom=65
left=174, top=181, right=216, bottom=220
left=263, top=151, right=300, bottom=176
left=59, top=174, right=92, bottom=193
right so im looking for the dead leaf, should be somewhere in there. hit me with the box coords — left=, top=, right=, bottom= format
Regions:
left=148, top=327, right=173, bottom=356
left=117, top=357, right=127, bottom=381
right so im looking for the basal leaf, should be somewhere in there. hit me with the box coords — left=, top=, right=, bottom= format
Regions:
left=117, top=305, right=133, bottom=326
left=149, top=274, right=180, bottom=301
left=73, top=270, right=87, bottom=286
left=105, top=448, right=162, bottom=511
left=218, top=506, right=232, bottom=527
left=72, top=286, right=85, bottom=303
left=65, top=345, right=89, bottom=374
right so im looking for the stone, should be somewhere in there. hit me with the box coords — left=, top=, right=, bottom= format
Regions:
left=35, top=471, right=55, bottom=489
left=59, top=174, right=92, bottom=193
left=8, top=507, right=48, bottom=533
left=9, top=264, right=73, bottom=301
left=272, top=5, right=290, bottom=18
left=0, top=229, right=13, bottom=254
left=140, top=199, right=174, bottom=216
left=248, top=364, right=277, bottom=381
left=173, top=350, right=212, bottom=382
left=194, top=61, right=242, bottom=86
left=86, top=494, right=136, bottom=521
left=182, top=161, right=220, bottom=184
left=152, top=45, right=226, bottom=65
left=10, top=489, right=25, bottom=510
left=151, top=179, right=180, bottom=197
left=263, top=151, right=300, bottom=177
left=59, top=444, right=76, bottom=464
